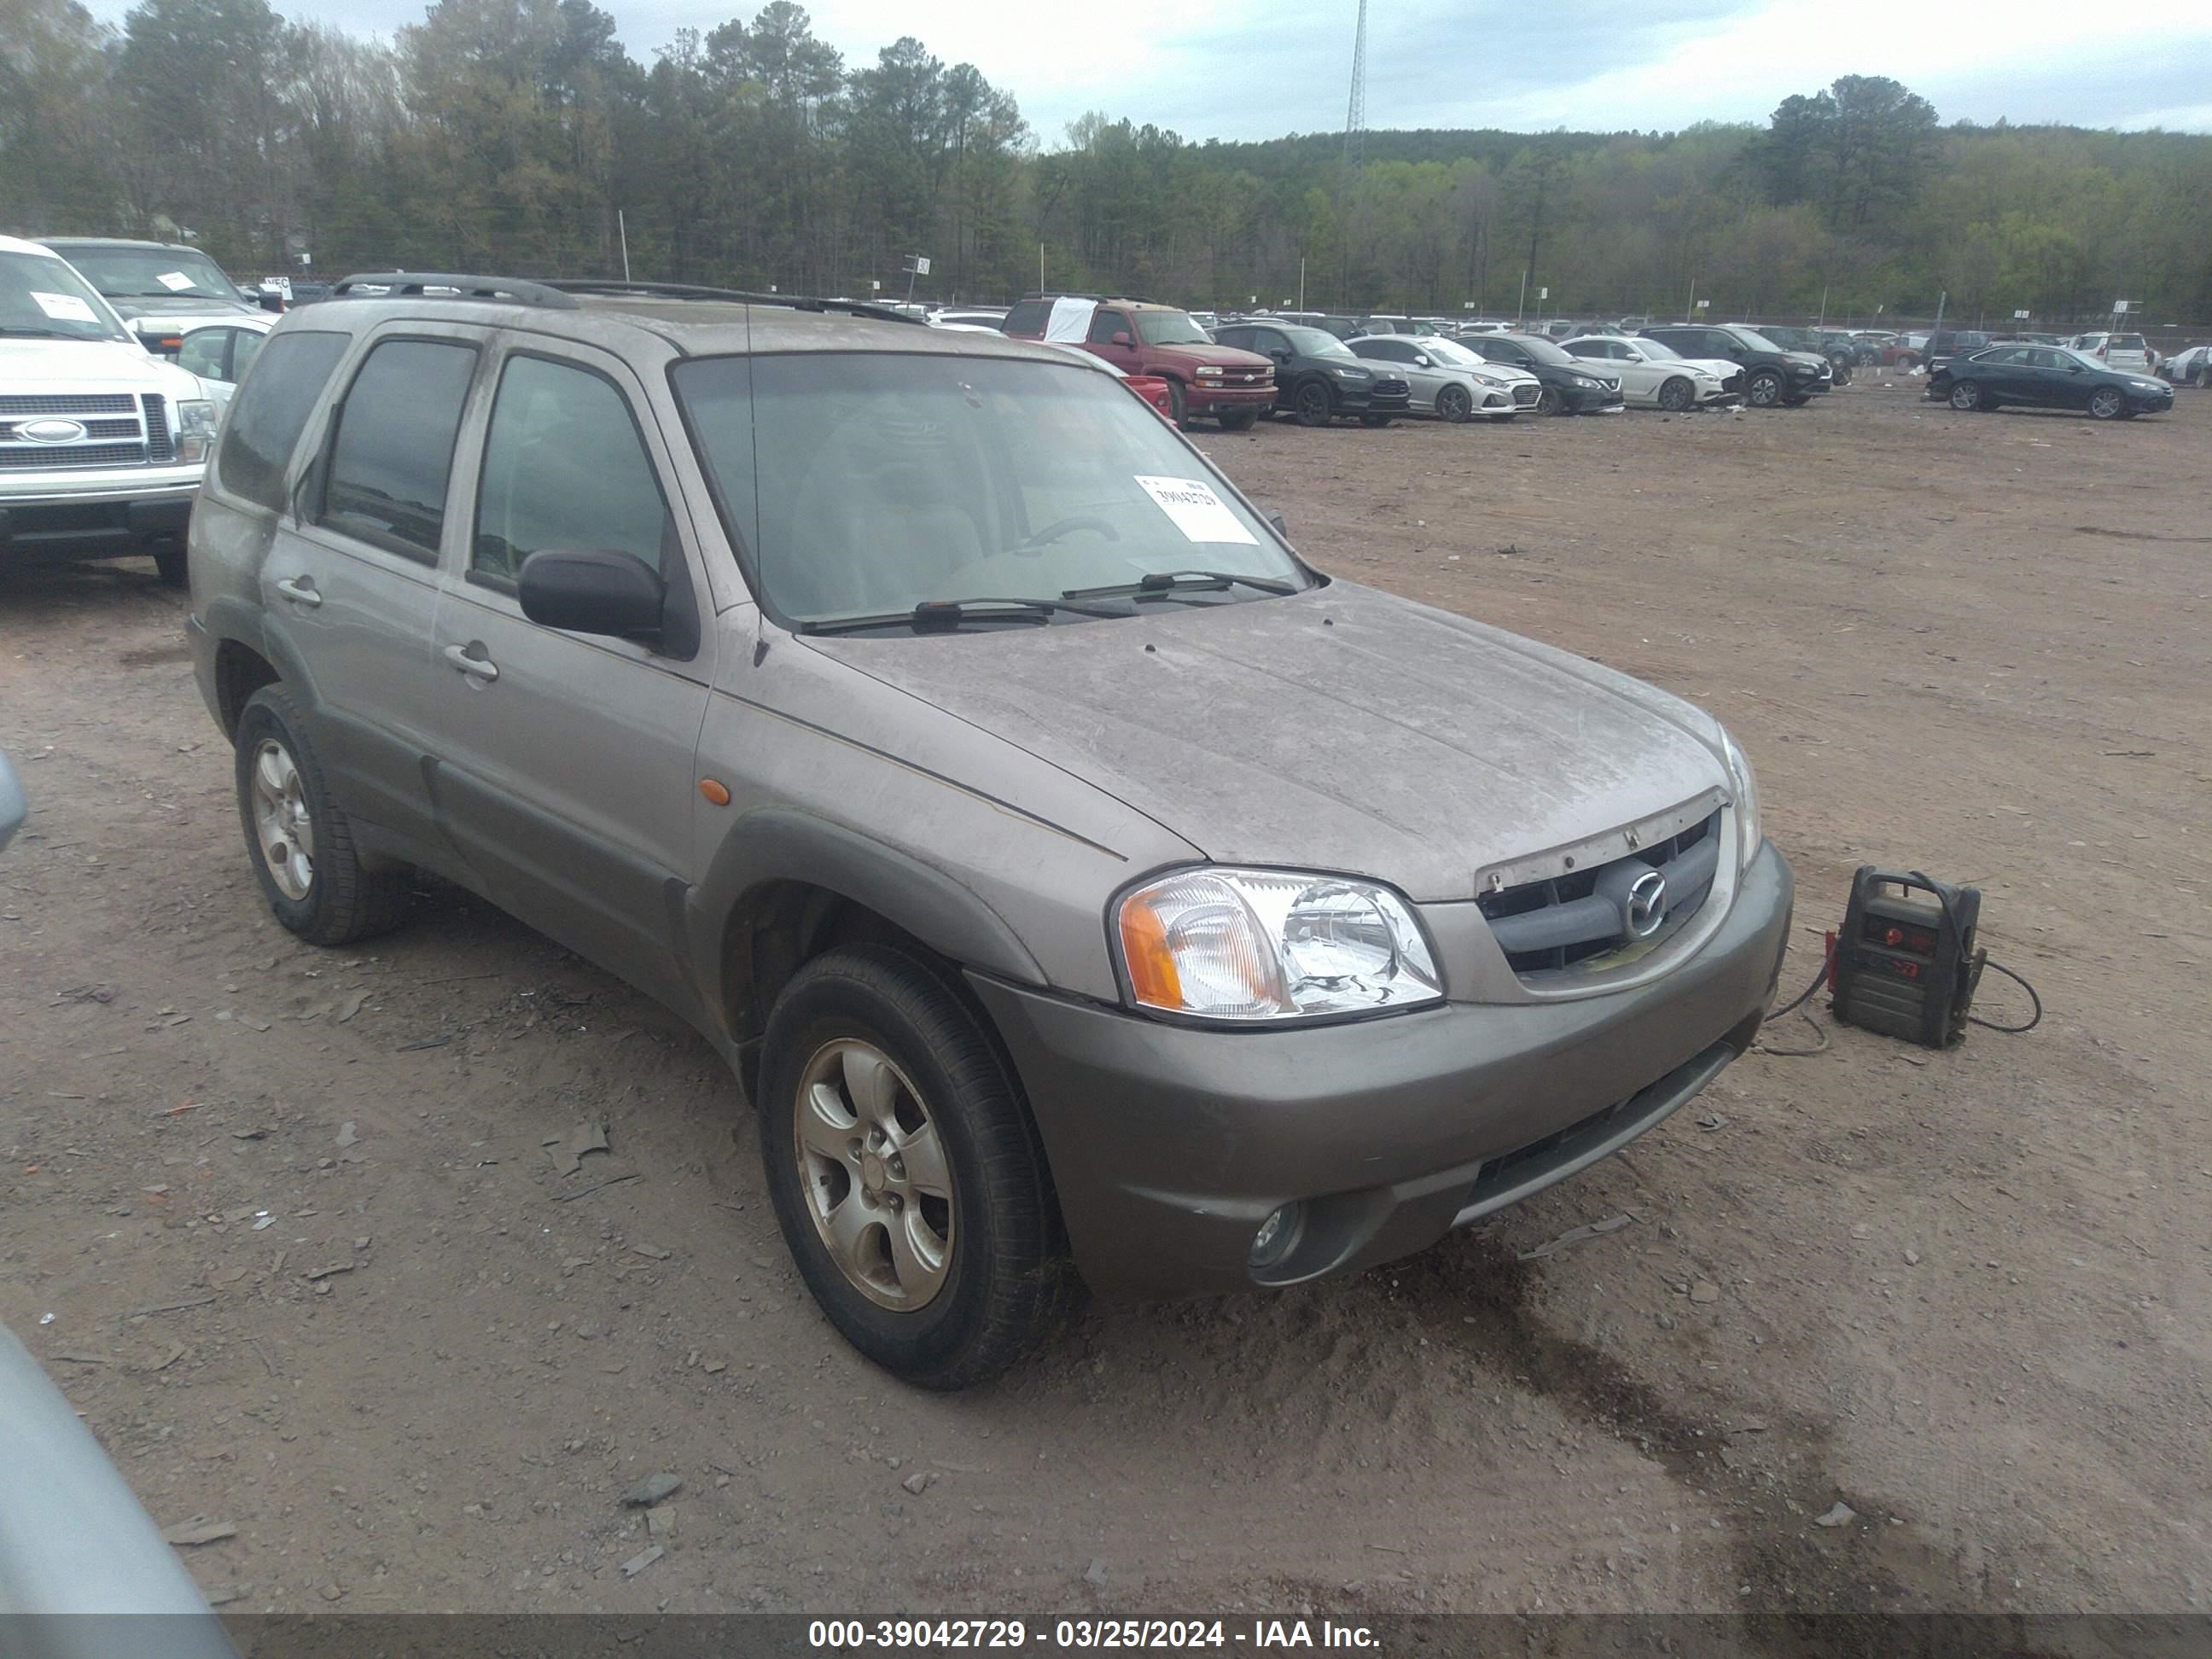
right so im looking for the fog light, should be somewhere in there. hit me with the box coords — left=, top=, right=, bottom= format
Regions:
left=1249, top=1202, right=1303, bottom=1270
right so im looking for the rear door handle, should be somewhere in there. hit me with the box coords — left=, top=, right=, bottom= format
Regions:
left=273, top=575, right=322, bottom=608
left=442, top=643, right=499, bottom=684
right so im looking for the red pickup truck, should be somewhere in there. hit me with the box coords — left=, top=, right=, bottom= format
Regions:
left=1000, top=294, right=1274, bottom=429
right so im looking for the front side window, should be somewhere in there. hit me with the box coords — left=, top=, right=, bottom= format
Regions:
left=673, top=352, right=1306, bottom=629
left=0, top=250, right=133, bottom=343
left=178, top=328, right=234, bottom=381
left=474, top=355, right=672, bottom=585
left=318, top=338, right=478, bottom=560
left=215, top=329, right=352, bottom=512
left=1086, top=309, right=1128, bottom=345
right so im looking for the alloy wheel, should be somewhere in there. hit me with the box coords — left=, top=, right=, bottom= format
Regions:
left=794, top=1039, right=955, bottom=1311
left=249, top=738, right=315, bottom=901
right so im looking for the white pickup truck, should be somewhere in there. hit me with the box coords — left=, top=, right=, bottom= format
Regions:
left=2, top=235, right=215, bottom=586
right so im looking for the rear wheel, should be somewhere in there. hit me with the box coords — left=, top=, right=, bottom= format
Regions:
left=1656, top=376, right=1694, bottom=412
left=233, top=685, right=408, bottom=945
left=1745, top=369, right=1784, bottom=408
left=1217, top=407, right=1259, bottom=432
left=1949, top=380, right=1984, bottom=411
left=2087, top=387, right=2125, bottom=421
left=757, top=945, right=1080, bottom=1390
left=1292, top=381, right=1333, bottom=427
left=1435, top=384, right=1472, bottom=423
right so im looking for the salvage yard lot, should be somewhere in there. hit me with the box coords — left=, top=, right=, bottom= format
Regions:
left=2, top=378, right=2206, bottom=1616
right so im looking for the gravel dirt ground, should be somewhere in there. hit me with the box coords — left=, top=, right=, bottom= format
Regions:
left=2, top=373, right=2207, bottom=1623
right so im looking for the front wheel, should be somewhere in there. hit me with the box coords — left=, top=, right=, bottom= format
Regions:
left=757, top=945, right=1080, bottom=1390
left=1534, top=385, right=1564, bottom=416
left=1656, top=376, right=1694, bottom=412
left=233, top=684, right=408, bottom=945
left=2087, top=387, right=2125, bottom=421
left=1292, top=381, right=1333, bottom=427
left=1948, top=380, right=1983, bottom=411
left=1217, top=407, right=1259, bottom=432
left=1435, top=384, right=1472, bottom=423
left=1745, top=369, right=1784, bottom=408
left=1166, top=379, right=1187, bottom=428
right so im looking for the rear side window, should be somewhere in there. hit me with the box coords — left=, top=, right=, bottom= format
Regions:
left=1002, top=299, right=1051, bottom=335
left=215, top=329, right=350, bottom=512
left=317, top=339, right=478, bottom=561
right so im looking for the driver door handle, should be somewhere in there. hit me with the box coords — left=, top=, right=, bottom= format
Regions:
left=442, top=643, right=499, bottom=684
left=273, top=575, right=322, bottom=608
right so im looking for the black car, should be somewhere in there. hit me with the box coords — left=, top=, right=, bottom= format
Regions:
left=1639, top=323, right=1831, bottom=408
left=1927, top=344, right=2174, bottom=422
left=1461, top=333, right=1627, bottom=416
left=1211, top=320, right=1412, bottom=427
left=1767, top=326, right=1856, bottom=383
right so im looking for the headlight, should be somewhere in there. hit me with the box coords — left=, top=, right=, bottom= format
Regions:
left=174, top=399, right=218, bottom=464
left=1115, top=868, right=1443, bottom=1022
left=1571, top=375, right=1599, bottom=387
left=1720, top=731, right=1761, bottom=870
left=1195, top=365, right=1223, bottom=376
left=1331, top=366, right=1365, bottom=379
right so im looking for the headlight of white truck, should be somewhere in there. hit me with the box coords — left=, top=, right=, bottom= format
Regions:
left=1115, top=868, right=1443, bottom=1022
left=173, top=399, right=218, bottom=465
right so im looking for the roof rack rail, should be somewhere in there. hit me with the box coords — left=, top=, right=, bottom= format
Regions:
left=542, top=279, right=926, bottom=327
left=1018, top=289, right=1161, bottom=306
left=331, top=272, right=579, bottom=308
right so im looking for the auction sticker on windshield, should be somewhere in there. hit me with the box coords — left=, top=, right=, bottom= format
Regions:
left=155, top=271, right=196, bottom=291
left=31, top=292, right=99, bottom=323
left=1134, top=476, right=1256, bottom=545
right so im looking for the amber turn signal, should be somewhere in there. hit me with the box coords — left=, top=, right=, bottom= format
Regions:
left=697, top=778, right=731, bottom=806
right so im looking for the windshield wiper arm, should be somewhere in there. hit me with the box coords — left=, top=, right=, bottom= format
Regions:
left=797, top=596, right=1126, bottom=636
left=1063, top=569, right=1297, bottom=601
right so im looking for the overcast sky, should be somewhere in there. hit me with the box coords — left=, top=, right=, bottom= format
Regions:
left=96, top=0, right=2212, bottom=143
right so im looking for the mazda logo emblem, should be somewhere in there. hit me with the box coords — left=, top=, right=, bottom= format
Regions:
left=1625, top=869, right=1668, bottom=939
left=18, top=418, right=87, bottom=444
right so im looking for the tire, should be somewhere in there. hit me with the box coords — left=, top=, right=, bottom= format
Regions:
left=1435, top=384, right=1472, bottom=423
left=756, top=944, right=1080, bottom=1390
left=1534, top=385, right=1564, bottom=416
left=233, top=684, right=408, bottom=946
left=1656, top=376, right=1694, bottom=412
left=151, top=542, right=189, bottom=588
left=1949, top=380, right=1983, bottom=411
left=1166, top=379, right=1187, bottom=428
left=1829, top=358, right=1854, bottom=387
left=1217, top=407, right=1259, bottom=432
left=2087, top=387, right=2125, bottom=421
left=1292, top=381, right=1333, bottom=427
left=1745, top=369, right=1784, bottom=408
left=1359, top=411, right=1394, bottom=428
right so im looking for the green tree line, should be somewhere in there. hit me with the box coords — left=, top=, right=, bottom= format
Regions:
left=5, top=0, right=2209, bottom=325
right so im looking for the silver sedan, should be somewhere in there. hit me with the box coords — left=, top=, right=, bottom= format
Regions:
left=1349, top=334, right=1540, bottom=421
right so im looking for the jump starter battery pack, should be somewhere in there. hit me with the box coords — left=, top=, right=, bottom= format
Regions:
left=1831, top=867, right=1984, bottom=1049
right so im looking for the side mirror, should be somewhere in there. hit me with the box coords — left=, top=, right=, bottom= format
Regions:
left=1266, top=512, right=1289, bottom=540
left=257, top=292, right=285, bottom=314
left=1110, top=331, right=1134, bottom=347
left=1270, top=348, right=1292, bottom=364
left=1412, top=354, right=1431, bottom=367
left=518, top=548, right=665, bottom=641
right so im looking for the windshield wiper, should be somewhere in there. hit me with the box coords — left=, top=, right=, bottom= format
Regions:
left=798, top=596, right=1126, bottom=636
left=0, top=326, right=73, bottom=338
left=1063, top=570, right=1297, bottom=601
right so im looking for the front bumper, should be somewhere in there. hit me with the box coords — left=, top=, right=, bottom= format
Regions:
left=973, top=840, right=1794, bottom=1300
left=1562, top=383, right=1627, bottom=412
left=0, top=483, right=197, bottom=556
left=1185, top=381, right=1274, bottom=412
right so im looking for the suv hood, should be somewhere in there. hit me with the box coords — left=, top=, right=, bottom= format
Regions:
left=1144, top=341, right=1272, bottom=371
left=806, top=582, right=1731, bottom=901
left=0, top=337, right=204, bottom=395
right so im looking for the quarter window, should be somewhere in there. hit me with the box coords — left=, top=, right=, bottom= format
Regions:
left=473, top=355, right=672, bottom=585
left=214, top=329, right=351, bottom=513
left=318, top=338, right=477, bottom=560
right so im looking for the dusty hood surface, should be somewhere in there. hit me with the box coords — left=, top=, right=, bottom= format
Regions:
left=0, top=339, right=202, bottom=395
left=804, top=581, right=1730, bottom=901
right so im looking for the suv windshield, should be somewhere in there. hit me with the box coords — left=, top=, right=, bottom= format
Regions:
left=46, top=244, right=244, bottom=303
left=0, top=250, right=133, bottom=342
left=674, top=352, right=1306, bottom=629
left=1279, top=326, right=1353, bottom=358
left=1725, top=326, right=1786, bottom=353
left=1133, top=310, right=1211, bottom=346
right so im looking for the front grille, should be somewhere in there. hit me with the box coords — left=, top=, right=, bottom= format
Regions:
left=1371, top=377, right=1410, bottom=398
left=0, top=442, right=148, bottom=470
left=0, top=393, right=135, bottom=416
left=143, top=394, right=172, bottom=462
left=1722, top=372, right=1744, bottom=393
left=1479, top=809, right=1724, bottom=978
left=1511, top=384, right=1540, bottom=406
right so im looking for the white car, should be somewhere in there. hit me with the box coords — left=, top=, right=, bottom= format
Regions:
left=1348, top=334, right=1540, bottom=420
left=2068, top=331, right=2156, bottom=374
left=1, top=234, right=217, bottom=586
left=2157, top=343, right=2209, bottom=385
left=175, top=314, right=275, bottom=412
left=927, top=307, right=1007, bottom=330
left=1560, top=335, right=1741, bottom=410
